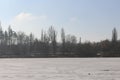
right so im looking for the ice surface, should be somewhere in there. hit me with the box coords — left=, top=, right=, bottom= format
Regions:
left=0, top=58, right=120, bottom=80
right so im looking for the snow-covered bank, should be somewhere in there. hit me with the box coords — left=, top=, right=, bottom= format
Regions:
left=0, top=58, right=120, bottom=80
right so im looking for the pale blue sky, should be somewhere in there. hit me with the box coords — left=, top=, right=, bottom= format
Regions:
left=0, top=0, right=120, bottom=42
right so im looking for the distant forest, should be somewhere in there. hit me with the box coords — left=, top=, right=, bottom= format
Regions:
left=0, top=23, right=119, bottom=58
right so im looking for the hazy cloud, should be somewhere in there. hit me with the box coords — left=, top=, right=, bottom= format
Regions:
left=9, top=12, right=48, bottom=38
left=12, top=12, right=47, bottom=24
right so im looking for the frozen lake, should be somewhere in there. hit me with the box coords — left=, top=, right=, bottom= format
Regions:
left=0, top=58, right=120, bottom=80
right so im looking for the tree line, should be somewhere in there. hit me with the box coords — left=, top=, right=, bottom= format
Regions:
left=0, top=23, right=120, bottom=57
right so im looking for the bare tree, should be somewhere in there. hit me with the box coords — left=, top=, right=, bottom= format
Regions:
left=8, top=25, right=13, bottom=46
left=48, top=26, right=57, bottom=55
left=65, top=34, right=77, bottom=55
left=17, top=31, right=26, bottom=45
left=4, top=31, right=8, bottom=45
left=65, top=34, right=77, bottom=44
left=29, top=33, right=34, bottom=53
left=61, top=28, right=65, bottom=54
left=112, top=27, right=117, bottom=43
left=0, top=22, right=3, bottom=45
left=41, top=29, right=44, bottom=42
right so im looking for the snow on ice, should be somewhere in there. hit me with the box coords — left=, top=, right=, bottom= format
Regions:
left=0, top=58, right=120, bottom=80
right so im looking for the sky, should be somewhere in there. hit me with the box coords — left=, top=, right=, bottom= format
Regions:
left=0, top=0, right=120, bottom=42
